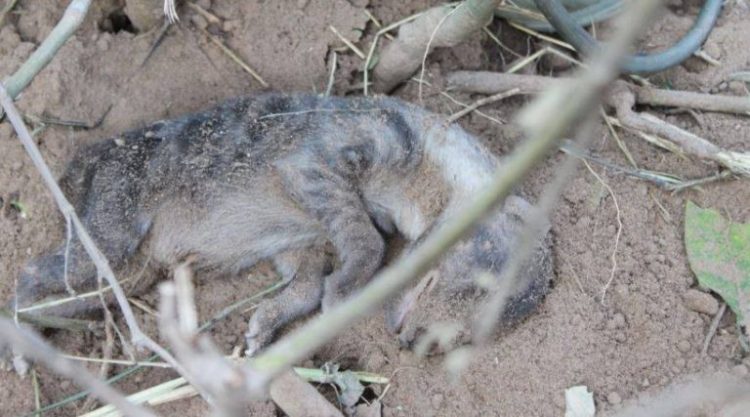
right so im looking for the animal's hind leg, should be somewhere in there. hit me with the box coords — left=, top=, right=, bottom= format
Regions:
left=245, top=247, right=331, bottom=356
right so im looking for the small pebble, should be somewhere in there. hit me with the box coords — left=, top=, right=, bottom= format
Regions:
left=191, top=14, right=208, bottom=30
left=607, top=313, right=626, bottom=330
left=96, top=36, right=110, bottom=52
left=731, top=364, right=748, bottom=377
left=614, top=332, right=627, bottom=343
left=642, top=378, right=650, bottom=387
left=222, top=19, right=241, bottom=33
left=614, top=284, right=629, bottom=298
left=703, top=41, right=721, bottom=59
left=728, top=80, right=748, bottom=96
left=431, top=393, right=444, bottom=408
left=553, top=393, right=566, bottom=409
left=195, top=0, right=211, bottom=9
left=607, top=391, right=622, bottom=405
left=60, top=380, right=71, bottom=390
left=677, top=340, right=691, bottom=353
left=683, top=289, right=719, bottom=315
left=398, top=350, right=415, bottom=365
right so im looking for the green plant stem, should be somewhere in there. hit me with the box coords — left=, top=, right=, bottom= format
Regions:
left=0, top=307, right=95, bottom=332
left=3, top=0, right=91, bottom=99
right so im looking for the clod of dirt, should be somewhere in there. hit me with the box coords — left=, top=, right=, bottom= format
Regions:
left=606, top=391, right=622, bottom=405
left=683, top=288, right=720, bottom=315
left=124, top=0, right=162, bottom=32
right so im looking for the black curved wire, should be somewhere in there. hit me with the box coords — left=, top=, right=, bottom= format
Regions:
left=533, top=0, right=724, bottom=73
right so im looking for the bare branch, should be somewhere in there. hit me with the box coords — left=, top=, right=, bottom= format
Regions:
left=159, top=264, right=248, bottom=417
left=269, top=371, right=345, bottom=417
left=606, top=84, right=750, bottom=176
left=446, top=72, right=750, bottom=115
left=0, top=318, right=160, bottom=417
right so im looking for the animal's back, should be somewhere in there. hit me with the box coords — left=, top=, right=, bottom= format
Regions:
left=57, top=93, right=435, bottom=272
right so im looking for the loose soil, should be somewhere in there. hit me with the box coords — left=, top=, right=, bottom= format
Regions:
left=1, top=1, right=749, bottom=416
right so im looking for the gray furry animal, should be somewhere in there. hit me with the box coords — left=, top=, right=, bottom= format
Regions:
left=13, top=93, right=553, bottom=354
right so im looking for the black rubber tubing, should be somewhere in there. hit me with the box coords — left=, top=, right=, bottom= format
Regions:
left=533, top=0, right=724, bottom=74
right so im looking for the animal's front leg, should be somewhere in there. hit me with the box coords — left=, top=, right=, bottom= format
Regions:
left=245, top=248, right=330, bottom=356
left=277, top=163, right=385, bottom=311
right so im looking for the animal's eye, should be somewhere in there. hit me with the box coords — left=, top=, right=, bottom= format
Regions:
left=339, top=144, right=372, bottom=173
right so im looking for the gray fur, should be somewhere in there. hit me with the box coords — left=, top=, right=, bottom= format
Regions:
left=13, top=93, right=554, bottom=354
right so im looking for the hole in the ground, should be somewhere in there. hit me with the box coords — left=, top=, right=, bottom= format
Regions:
left=360, top=386, right=379, bottom=404
left=100, top=9, right=137, bottom=33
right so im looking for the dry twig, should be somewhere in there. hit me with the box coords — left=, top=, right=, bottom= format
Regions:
left=583, top=161, right=623, bottom=305
left=446, top=88, right=520, bottom=123
left=198, top=27, right=269, bottom=88
left=447, top=71, right=750, bottom=176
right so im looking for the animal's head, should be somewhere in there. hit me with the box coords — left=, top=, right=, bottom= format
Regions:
left=384, top=195, right=553, bottom=353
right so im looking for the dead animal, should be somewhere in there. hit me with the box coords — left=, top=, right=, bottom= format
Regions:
left=11, top=93, right=553, bottom=355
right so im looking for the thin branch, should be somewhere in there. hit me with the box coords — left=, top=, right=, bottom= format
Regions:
left=0, top=318, right=159, bottom=417
left=198, top=27, right=269, bottom=88
left=701, top=302, right=727, bottom=357
left=269, top=370, right=345, bottom=417
left=474, top=117, right=597, bottom=343
left=446, top=72, right=750, bottom=115
left=325, top=50, right=337, bottom=96
left=445, top=88, right=520, bottom=123
left=245, top=0, right=661, bottom=391
left=606, top=85, right=750, bottom=176
left=3, top=0, right=91, bottom=100
left=159, top=265, right=244, bottom=416
left=329, top=25, right=365, bottom=59
left=583, top=161, right=623, bottom=305
left=0, top=306, right=95, bottom=332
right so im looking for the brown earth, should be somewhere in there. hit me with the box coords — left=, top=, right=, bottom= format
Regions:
left=1, top=0, right=749, bottom=416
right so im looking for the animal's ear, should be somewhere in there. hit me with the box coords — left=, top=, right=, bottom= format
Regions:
left=502, top=195, right=551, bottom=236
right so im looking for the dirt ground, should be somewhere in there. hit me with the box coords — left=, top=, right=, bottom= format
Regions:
left=1, top=0, right=749, bottom=416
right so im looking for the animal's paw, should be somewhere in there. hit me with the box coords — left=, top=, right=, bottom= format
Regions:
left=244, top=313, right=274, bottom=357
left=0, top=339, right=32, bottom=376
left=398, top=320, right=471, bottom=357
left=320, top=288, right=344, bottom=314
